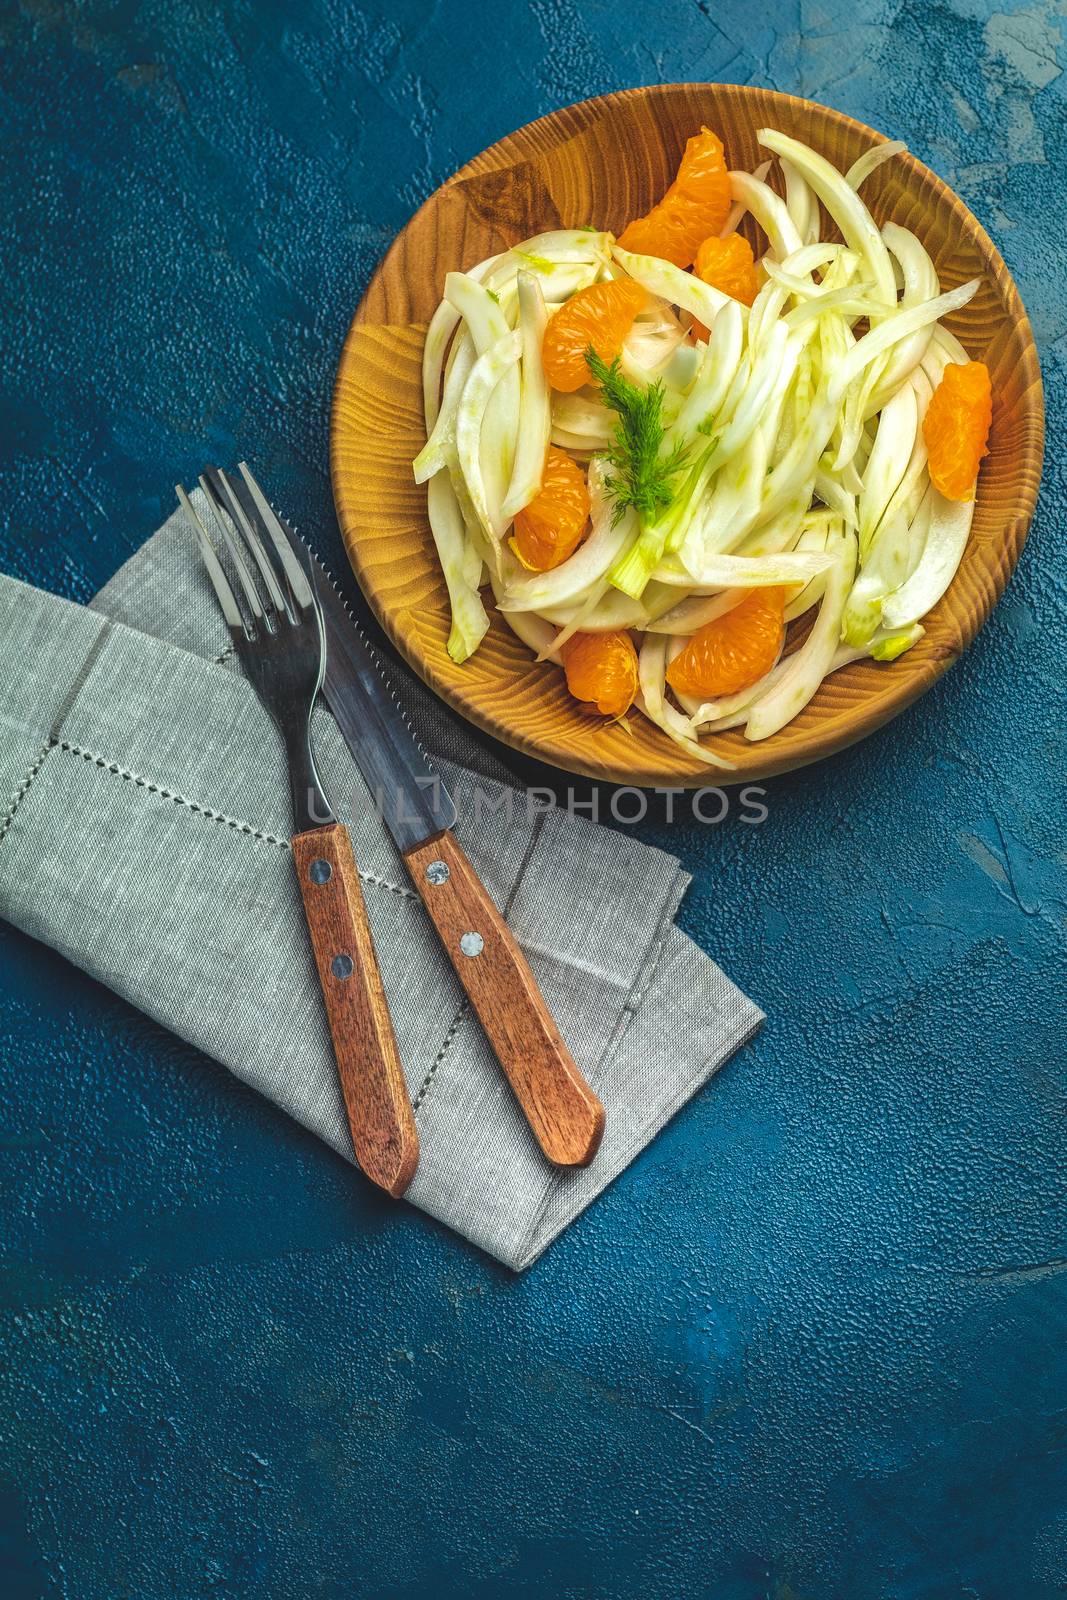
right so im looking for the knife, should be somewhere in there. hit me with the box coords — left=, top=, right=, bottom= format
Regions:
left=312, top=553, right=605, bottom=1167
left=223, top=480, right=605, bottom=1167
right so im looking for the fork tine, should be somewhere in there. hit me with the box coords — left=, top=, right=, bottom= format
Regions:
left=237, top=461, right=315, bottom=611
left=177, top=484, right=246, bottom=632
left=207, top=467, right=289, bottom=616
left=198, top=472, right=266, bottom=624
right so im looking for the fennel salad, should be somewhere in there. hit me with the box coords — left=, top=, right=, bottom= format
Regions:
left=412, top=126, right=993, bottom=769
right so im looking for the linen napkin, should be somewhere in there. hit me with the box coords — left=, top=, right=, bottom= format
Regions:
left=0, top=505, right=762, bottom=1269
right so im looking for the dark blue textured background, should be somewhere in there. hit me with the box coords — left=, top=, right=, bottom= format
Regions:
left=2, top=2, right=1065, bottom=1596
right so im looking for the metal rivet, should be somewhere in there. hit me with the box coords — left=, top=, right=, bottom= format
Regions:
left=459, top=931, right=484, bottom=958
left=308, top=858, right=332, bottom=884
left=425, top=859, right=450, bottom=885
left=331, top=953, right=354, bottom=980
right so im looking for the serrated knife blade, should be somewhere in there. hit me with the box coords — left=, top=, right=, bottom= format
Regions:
left=307, top=549, right=457, bottom=851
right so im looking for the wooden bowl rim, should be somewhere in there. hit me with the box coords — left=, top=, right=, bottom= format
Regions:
left=331, top=83, right=1044, bottom=787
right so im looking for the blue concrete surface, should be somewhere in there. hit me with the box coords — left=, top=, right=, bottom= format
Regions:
left=1, top=1, right=1065, bottom=1595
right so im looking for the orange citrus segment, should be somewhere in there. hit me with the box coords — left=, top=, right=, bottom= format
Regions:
left=541, top=279, right=648, bottom=393
left=922, top=360, right=992, bottom=501
left=560, top=631, right=639, bottom=718
left=617, top=127, right=732, bottom=269
left=666, top=590, right=787, bottom=699
left=694, top=232, right=759, bottom=306
left=511, top=448, right=591, bottom=571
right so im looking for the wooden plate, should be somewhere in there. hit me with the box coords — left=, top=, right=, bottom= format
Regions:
left=331, top=85, right=1043, bottom=787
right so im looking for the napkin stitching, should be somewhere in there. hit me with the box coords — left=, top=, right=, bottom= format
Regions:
left=55, top=739, right=292, bottom=844
left=40, top=737, right=420, bottom=901
left=0, top=740, right=53, bottom=847
left=412, top=999, right=470, bottom=1112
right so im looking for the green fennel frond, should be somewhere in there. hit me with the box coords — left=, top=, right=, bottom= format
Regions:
left=584, top=347, right=690, bottom=526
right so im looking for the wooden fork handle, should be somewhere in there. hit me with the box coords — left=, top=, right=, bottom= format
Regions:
left=292, top=822, right=418, bottom=1197
left=404, top=830, right=605, bottom=1168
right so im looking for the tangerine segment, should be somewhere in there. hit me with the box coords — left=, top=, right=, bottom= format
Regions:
left=617, top=127, right=732, bottom=269
left=694, top=232, right=759, bottom=306
left=512, top=448, right=591, bottom=571
left=560, top=631, right=639, bottom=718
left=666, top=589, right=787, bottom=699
left=922, top=360, right=992, bottom=501
left=541, top=279, right=648, bottom=393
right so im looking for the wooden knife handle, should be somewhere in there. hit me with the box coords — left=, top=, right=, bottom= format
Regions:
left=292, top=822, right=418, bottom=1197
left=404, top=830, right=605, bottom=1168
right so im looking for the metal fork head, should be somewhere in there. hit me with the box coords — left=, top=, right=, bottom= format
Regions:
left=177, top=463, right=335, bottom=832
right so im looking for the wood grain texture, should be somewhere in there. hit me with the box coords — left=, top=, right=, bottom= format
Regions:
left=404, top=830, right=605, bottom=1167
left=292, top=822, right=419, bottom=1196
left=331, top=85, right=1044, bottom=787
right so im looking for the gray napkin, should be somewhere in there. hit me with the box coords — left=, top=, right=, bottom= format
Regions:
left=0, top=507, right=762, bottom=1268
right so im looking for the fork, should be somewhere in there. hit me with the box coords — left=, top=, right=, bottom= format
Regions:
left=178, top=463, right=419, bottom=1198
